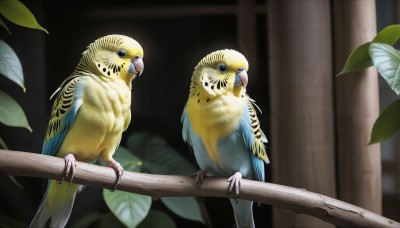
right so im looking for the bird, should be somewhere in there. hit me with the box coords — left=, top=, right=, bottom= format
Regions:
left=181, top=49, right=269, bottom=228
left=30, top=34, right=144, bottom=228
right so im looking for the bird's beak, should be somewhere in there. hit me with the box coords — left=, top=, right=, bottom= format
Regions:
left=234, top=69, right=248, bottom=88
left=130, top=57, right=144, bottom=77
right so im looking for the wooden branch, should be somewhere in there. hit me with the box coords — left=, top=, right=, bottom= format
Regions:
left=0, top=150, right=398, bottom=228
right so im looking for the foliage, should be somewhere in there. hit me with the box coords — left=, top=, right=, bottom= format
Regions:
left=80, top=132, right=206, bottom=227
left=338, top=24, right=400, bottom=144
left=0, top=0, right=48, bottom=147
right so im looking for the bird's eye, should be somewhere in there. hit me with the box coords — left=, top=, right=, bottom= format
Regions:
left=118, top=50, right=126, bottom=58
left=218, top=64, right=227, bottom=72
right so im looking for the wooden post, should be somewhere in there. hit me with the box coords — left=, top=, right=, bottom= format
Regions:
left=267, top=0, right=336, bottom=227
left=333, top=0, right=382, bottom=214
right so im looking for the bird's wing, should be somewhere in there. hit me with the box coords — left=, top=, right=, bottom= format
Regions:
left=42, top=76, right=85, bottom=156
left=240, top=95, right=269, bottom=182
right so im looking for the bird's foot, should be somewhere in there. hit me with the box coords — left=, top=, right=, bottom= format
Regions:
left=192, top=169, right=208, bottom=189
left=58, top=153, right=77, bottom=185
left=108, top=159, right=124, bottom=192
left=227, top=172, right=242, bottom=197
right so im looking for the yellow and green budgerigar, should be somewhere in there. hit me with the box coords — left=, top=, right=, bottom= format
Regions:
left=181, top=49, right=269, bottom=228
left=30, top=34, right=144, bottom=228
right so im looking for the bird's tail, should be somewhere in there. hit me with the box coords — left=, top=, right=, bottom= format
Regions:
left=229, top=199, right=255, bottom=228
left=30, top=180, right=79, bottom=228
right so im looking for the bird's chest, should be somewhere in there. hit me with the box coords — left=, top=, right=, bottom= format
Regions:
left=82, top=78, right=132, bottom=133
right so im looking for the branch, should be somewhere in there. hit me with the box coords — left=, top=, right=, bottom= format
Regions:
left=0, top=150, right=398, bottom=228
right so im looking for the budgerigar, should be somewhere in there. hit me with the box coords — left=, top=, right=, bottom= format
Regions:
left=181, top=49, right=269, bottom=228
left=30, top=34, right=144, bottom=228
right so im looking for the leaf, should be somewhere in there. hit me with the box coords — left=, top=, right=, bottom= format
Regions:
left=0, top=136, right=7, bottom=149
left=126, top=132, right=197, bottom=175
left=369, top=43, right=400, bottom=94
left=0, top=89, right=31, bottom=131
left=161, top=197, right=205, bottom=224
left=138, top=210, right=176, bottom=228
left=70, top=211, right=103, bottom=228
left=0, top=40, right=24, bottom=91
left=113, top=146, right=142, bottom=172
left=369, top=99, right=400, bottom=144
left=337, top=42, right=373, bottom=75
left=103, top=190, right=152, bottom=228
left=0, top=0, right=48, bottom=33
left=373, top=24, right=400, bottom=44
left=0, top=17, right=10, bottom=34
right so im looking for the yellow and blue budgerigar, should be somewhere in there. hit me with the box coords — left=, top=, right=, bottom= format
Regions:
left=30, top=34, right=144, bottom=228
left=181, top=49, right=269, bottom=228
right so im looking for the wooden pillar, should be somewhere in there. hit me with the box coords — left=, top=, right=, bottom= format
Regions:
left=237, top=0, right=257, bottom=71
left=333, top=0, right=382, bottom=214
left=267, top=1, right=336, bottom=227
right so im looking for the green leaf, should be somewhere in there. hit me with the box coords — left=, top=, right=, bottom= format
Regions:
left=0, top=136, right=7, bottom=149
left=369, top=43, right=400, bottom=94
left=369, top=99, right=400, bottom=144
left=161, top=197, right=205, bottom=224
left=126, top=132, right=197, bottom=175
left=113, top=146, right=142, bottom=172
left=0, top=17, right=10, bottom=34
left=70, top=211, right=103, bottom=228
left=138, top=210, right=176, bottom=228
left=0, top=89, right=31, bottom=131
left=337, top=42, right=373, bottom=75
left=103, top=189, right=151, bottom=228
left=373, top=24, right=400, bottom=44
left=0, top=40, right=24, bottom=91
left=0, top=0, right=48, bottom=33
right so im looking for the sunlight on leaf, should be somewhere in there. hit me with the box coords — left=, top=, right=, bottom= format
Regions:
left=0, top=40, right=24, bottom=91
left=113, top=146, right=142, bottom=172
left=0, top=0, right=48, bottom=33
left=138, top=210, right=176, bottom=228
left=369, top=99, right=400, bottom=144
left=369, top=43, right=400, bottom=95
left=161, top=197, right=205, bottom=224
left=0, top=136, right=7, bottom=149
left=127, top=132, right=196, bottom=175
left=103, top=190, right=151, bottom=228
left=337, top=42, right=372, bottom=75
left=373, top=24, right=400, bottom=44
left=0, top=89, right=31, bottom=131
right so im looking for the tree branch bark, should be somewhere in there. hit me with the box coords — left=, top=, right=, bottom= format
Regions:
left=0, top=150, right=398, bottom=228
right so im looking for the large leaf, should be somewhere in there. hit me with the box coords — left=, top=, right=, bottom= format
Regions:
left=373, top=24, right=400, bottom=44
left=161, top=197, right=205, bottom=224
left=138, top=210, right=176, bottom=228
left=103, top=190, right=151, bottom=228
left=70, top=211, right=103, bottom=228
left=0, top=0, right=48, bottom=33
left=126, top=132, right=196, bottom=175
left=0, top=40, right=24, bottom=91
left=369, top=99, right=400, bottom=144
left=337, top=42, right=373, bottom=75
left=0, top=89, right=31, bottom=131
left=369, top=43, right=400, bottom=94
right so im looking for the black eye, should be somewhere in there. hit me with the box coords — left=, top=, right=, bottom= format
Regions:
left=118, top=50, right=126, bottom=58
left=218, top=64, right=227, bottom=72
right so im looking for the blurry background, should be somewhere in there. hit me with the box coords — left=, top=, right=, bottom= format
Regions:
left=0, top=0, right=399, bottom=227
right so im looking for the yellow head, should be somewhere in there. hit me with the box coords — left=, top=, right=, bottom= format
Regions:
left=190, top=49, right=249, bottom=98
left=77, top=34, right=144, bottom=87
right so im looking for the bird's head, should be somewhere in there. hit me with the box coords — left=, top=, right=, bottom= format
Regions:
left=80, top=34, right=144, bottom=88
left=192, top=49, right=249, bottom=97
